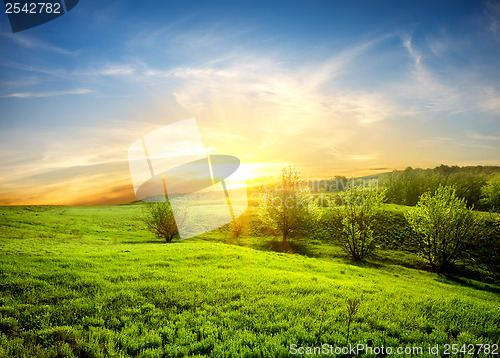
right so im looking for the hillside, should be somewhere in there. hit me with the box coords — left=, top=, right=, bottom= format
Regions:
left=1, top=205, right=499, bottom=357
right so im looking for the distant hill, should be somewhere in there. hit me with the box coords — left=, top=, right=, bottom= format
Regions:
left=308, top=165, right=500, bottom=209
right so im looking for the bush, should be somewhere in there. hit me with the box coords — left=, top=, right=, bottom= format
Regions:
left=316, top=195, right=330, bottom=208
left=405, top=185, right=480, bottom=272
left=227, top=216, right=247, bottom=239
left=480, top=174, right=500, bottom=212
left=466, top=215, right=500, bottom=281
left=372, top=210, right=417, bottom=250
left=259, top=166, right=317, bottom=241
left=247, top=198, right=260, bottom=207
left=142, top=201, right=188, bottom=242
left=322, top=186, right=385, bottom=261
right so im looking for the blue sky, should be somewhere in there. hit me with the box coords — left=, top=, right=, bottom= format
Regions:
left=0, top=0, right=499, bottom=204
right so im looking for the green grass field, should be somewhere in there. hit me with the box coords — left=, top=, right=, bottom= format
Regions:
left=1, top=205, right=499, bottom=357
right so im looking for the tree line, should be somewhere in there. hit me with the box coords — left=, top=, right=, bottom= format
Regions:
left=260, top=166, right=499, bottom=279
left=141, top=165, right=500, bottom=281
left=308, top=165, right=500, bottom=211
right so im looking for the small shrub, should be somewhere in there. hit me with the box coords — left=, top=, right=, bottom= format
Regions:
left=372, top=210, right=416, bottom=250
left=323, top=187, right=385, bottom=261
left=405, top=185, right=480, bottom=272
left=466, top=215, right=500, bottom=281
left=247, top=198, right=260, bottom=207
left=142, top=201, right=188, bottom=242
left=0, top=317, right=18, bottom=334
left=480, top=174, right=500, bottom=212
left=346, top=298, right=361, bottom=344
left=316, top=195, right=330, bottom=208
left=228, top=218, right=246, bottom=239
left=259, top=166, right=317, bottom=241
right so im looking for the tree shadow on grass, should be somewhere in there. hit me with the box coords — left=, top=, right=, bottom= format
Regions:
left=371, top=251, right=427, bottom=271
left=348, top=259, right=385, bottom=270
left=256, top=238, right=318, bottom=257
left=122, top=238, right=183, bottom=244
left=435, top=274, right=500, bottom=294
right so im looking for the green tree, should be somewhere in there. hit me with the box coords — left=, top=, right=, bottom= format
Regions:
left=142, top=200, right=189, bottom=242
left=383, top=167, right=439, bottom=206
left=466, top=215, right=500, bottom=281
left=405, top=185, right=479, bottom=272
left=260, top=166, right=315, bottom=242
left=480, top=174, right=500, bottom=212
left=323, top=186, right=385, bottom=261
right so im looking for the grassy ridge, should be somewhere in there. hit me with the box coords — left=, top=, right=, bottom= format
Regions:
left=1, top=205, right=499, bottom=357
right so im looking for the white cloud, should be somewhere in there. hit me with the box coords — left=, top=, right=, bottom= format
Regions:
left=345, top=153, right=379, bottom=161
left=2, top=88, right=91, bottom=98
left=100, top=65, right=136, bottom=76
left=486, top=0, right=500, bottom=40
left=159, top=43, right=398, bottom=131
left=478, top=87, right=500, bottom=114
left=400, top=35, right=463, bottom=114
left=397, top=33, right=500, bottom=119
left=467, top=131, right=500, bottom=141
left=303, top=37, right=386, bottom=90
left=0, top=32, right=77, bottom=56
left=206, top=132, right=248, bottom=142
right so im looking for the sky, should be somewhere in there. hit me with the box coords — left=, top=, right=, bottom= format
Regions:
left=0, top=0, right=499, bottom=205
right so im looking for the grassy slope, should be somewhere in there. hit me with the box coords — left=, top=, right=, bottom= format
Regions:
left=0, top=205, right=499, bottom=357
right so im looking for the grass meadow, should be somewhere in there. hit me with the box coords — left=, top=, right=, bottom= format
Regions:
left=1, top=204, right=499, bottom=357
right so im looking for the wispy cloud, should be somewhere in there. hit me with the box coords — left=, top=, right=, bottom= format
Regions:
left=206, top=132, right=248, bottom=142
left=346, top=153, right=379, bottom=161
left=0, top=59, right=67, bottom=76
left=303, top=36, right=389, bottom=90
left=159, top=40, right=399, bottom=129
left=416, top=137, right=455, bottom=147
left=2, top=88, right=91, bottom=98
left=0, top=77, right=40, bottom=87
left=485, top=0, right=500, bottom=41
left=65, top=40, right=398, bottom=175
left=0, top=32, right=77, bottom=56
left=478, top=87, right=500, bottom=114
left=467, top=131, right=500, bottom=141
left=401, top=34, right=463, bottom=114
left=397, top=32, right=500, bottom=119
left=100, top=64, right=136, bottom=76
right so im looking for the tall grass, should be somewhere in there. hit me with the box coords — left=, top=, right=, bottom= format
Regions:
left=0, top=205, right=499, bottom=357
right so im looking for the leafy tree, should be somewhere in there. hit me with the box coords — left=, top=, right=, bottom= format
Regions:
left=384, top=167, right=439, bottom=206
left=450, top=172, right=486, bottom=208
left=323, top=186, right=385, bottom=261
left=466, top=215, right=500, bottom=281
left=142, top=200, right=188, bottom=242
left=480, top=174, right=500, bottom=212
left=405, top=185, right=479, bottom=272
left=382, top=165, right=499, bottom=207
left=260, top=166, right=316, bottom=242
